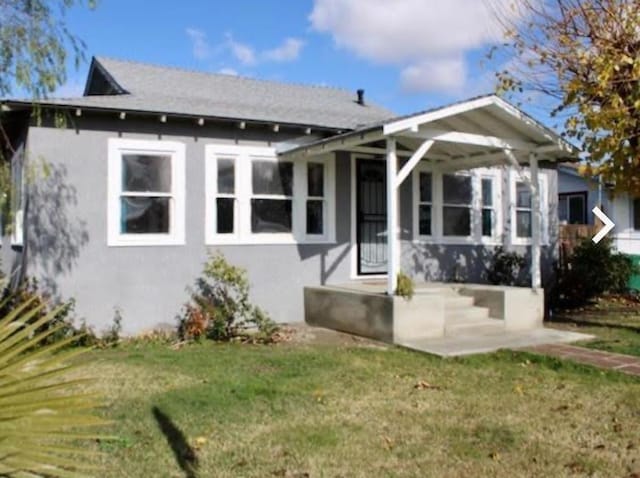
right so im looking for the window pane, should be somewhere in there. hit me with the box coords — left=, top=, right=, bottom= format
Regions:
left=307, top=163, right=324, bottom=197
left=251, top=199, right=292, bottom=233
left=121, top=196, right=169, bottom=233
left=252, top=161, right=293, bottom=196
left=217, top=159, right=235, bottom=194
left=216, top=197, right=234, bottom=234
left=419, top=172, right=432, bottom=203
left=482, top=209, right=493, bottom=236
left=122, top=154, right=171, bottom=193
left=634, top=199, right=640, bottom=230
left=443, top=206, right=471, bottom=236
left=482, top=178, right=492, bottom=206
left=419, top=204, right=431, bottom=236
left=306, top=200, right=324, bottom=235
left=558, top=196, right=568, bottom=222
left=568, top=195, right=584, bottom=224
left=516, top=182, right=531, bottom=208
left=516, top=210, right=532, bottom=237
left=443, top=174, right=471, bottom=204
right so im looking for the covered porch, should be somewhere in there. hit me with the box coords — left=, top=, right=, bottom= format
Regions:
left=282, top=95, right=588, bottom=353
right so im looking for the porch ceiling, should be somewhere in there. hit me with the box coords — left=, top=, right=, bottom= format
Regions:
left=278, top=94, right=580, bottom=169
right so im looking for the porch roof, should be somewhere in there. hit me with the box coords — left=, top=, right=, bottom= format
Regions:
left=278, top=94, right=580, bottom=168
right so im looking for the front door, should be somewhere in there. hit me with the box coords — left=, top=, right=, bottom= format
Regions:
left=356, top=159, right=387, bottom=275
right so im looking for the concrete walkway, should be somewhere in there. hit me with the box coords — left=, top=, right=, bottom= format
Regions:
left=524, top=343, right=640, bottom=377
left=399, top=328, right=592, bottom=357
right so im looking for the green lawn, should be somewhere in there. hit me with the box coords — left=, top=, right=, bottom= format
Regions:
left=551, top=296, right=640, bottom=357
left=80, top=340, right=639, bottom=477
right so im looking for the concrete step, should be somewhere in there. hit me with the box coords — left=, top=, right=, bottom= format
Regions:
left=443, top=295, right=475, bottom=309
left=445, top=306, right=489, bottom=321
left=445, top=317, right=504, bottom=336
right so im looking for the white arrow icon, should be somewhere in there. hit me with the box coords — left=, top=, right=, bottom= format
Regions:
left=592, top=206, right=615, bottom=244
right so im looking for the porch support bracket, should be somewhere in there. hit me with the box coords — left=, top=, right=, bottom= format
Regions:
left=394, top=139, right=434, bottom=189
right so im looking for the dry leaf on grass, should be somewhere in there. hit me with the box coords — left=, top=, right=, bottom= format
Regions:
left=414, top=380, right=441, bottom=390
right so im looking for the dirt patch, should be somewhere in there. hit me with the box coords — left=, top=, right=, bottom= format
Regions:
left=279, top=323, right=389, bottom=349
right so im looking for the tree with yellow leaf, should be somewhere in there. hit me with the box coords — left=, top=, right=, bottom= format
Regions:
left=489, top=0, right=640, bottom=196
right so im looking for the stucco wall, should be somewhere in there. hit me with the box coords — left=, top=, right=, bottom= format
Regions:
left=21, top=117, right=353, bottom=334
left=15, top=115, right=560, bottom=333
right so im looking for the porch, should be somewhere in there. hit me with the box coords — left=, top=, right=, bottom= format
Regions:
left=284, top=95, right=586, bottom=350
left=304, top=281, right=592, bottom=357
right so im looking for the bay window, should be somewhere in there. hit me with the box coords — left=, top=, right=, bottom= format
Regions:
left=515, top=181, right=532, bottom=238
left=413, top=166, right=501, bottom=243
left=206, top=144, right=335, bottom=244
left=108, top=139, right=185, bottom=246
left=481, top=177, right=494, bottom=237
left=306, top=162, right=326, bottom=236
left=442, top=173, right=472, bottom=237
left=251, top=161, right=293, bottom=233
left=418, top=171, right=432, bottom=236
left=510, top=172, right=548, bottom=245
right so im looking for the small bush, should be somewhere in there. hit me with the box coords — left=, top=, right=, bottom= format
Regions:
left=559, top=238, right=637, bottom=305
left=395, top=272, right=415, bottom=300
left=486, top=247, right=527, bottom=286
left=178, top=252, right=279, bottom=343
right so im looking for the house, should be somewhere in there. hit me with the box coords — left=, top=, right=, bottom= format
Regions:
left=0, top=57, right=579, bottom=336
left=557, top=164, right=640, bottom=256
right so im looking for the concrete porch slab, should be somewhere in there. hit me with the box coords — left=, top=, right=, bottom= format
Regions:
left=398, top=328, right=593, bottom=358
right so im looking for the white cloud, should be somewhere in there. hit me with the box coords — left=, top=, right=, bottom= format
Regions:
left=226, top=33, right=257, bottom=66
left=218, top=67, right=238, bottom=76
left=263, top=38, right=305, bottom=62
left=186, top=27, right=211, bottom=60
left=400, top=58, right=466, bottom=94
left=309, top=0, right=524, bottom=94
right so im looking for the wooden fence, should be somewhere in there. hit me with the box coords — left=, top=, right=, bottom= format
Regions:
left=558, top=224, right=598, bottom=270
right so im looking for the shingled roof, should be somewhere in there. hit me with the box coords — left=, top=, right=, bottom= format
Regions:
left=9, top=57, right=396, bottom=131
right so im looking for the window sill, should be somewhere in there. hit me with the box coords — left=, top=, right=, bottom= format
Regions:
left=108, top=234, right=185, bottom=247
left=206, top=238, right=338, bottom=246
left=412, top=237, right=502, bottom=247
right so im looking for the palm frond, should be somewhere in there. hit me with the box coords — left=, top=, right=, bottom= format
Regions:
left=0, top=297, right=108, bottom=477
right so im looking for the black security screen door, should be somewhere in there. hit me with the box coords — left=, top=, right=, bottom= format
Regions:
left=356, top=159, right=388, bottom=275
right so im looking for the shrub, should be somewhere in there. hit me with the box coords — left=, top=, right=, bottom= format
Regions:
left=178, top=252, right=279, bottom=343
left=559, top=238, right=637, bottom=304
left=395, top=272, right=415, bottom=300
left=486, top=247, right=527, bottom=286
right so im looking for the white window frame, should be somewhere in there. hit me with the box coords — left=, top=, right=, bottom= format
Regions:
left=510, top=171, right=549, bottom=246
left=107, top=138, right=186, bottom=247
left=205, top=144, right=335, bottom=245
left=412, top=165, right=502, bottom=246
left=412, top=167, right=434, bottom=239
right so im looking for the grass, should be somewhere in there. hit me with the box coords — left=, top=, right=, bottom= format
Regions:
left=78, top=341, right=639, bottom=477
left=551, top=295, right=640, bottom=357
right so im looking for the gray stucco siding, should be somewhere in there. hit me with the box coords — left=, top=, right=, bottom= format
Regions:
left=21, top=118, right=353, bottom=334
left=15, top=115, right=559, bottom=334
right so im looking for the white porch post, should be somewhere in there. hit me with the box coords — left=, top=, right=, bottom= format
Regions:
left=530, top=153, right=541, bottom=289
left=386, top=137, right=398, bottom=295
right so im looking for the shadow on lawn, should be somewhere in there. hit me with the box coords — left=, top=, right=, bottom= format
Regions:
left=152, top=406, right=199, bottom=478
left=550, top=314, right=640, bottom=334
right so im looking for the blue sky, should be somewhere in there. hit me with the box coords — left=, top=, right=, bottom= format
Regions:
left=59, top=0, right=520, bottom=116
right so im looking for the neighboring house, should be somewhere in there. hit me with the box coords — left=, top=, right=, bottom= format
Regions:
left=557, top=164, right=640, bottom=256
left=0, top=57, right=578, bottom=334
